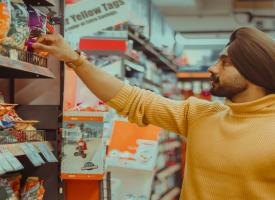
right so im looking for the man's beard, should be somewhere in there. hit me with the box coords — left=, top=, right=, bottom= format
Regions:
left=210, top=74, right=247, bottom=99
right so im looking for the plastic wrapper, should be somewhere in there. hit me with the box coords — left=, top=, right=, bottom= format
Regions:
left=1, top=0, right=29, bottom=49
left=6, top=174, right=21, bottom=199
left=25, top=5, right=49, bottom=58
left=25, top=5, right=47, bottom=51
left=13, top=120, right=38, bottom=131
left=0, top=177, right=18, bottom=200
left=0, top=0, right=11, bottom=42
left=0, top=120, right=15, bottom=129
left=0, top=104, right=16, bottom=116
left=21, top=177, right=45, bottom=200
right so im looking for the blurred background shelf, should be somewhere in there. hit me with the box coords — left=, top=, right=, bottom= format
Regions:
left=128, top=28, right=178, bottom=72
left=177, top=72, right=210, bottom=79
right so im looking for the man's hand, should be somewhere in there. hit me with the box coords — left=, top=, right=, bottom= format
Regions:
left=32, top=33, right=79, bottom=63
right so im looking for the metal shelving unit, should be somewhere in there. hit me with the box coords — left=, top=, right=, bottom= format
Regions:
left=128, top=27, right=178, bottom=72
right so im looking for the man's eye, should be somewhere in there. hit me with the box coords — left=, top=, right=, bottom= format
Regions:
left=223, top=60, right=231, bottom=66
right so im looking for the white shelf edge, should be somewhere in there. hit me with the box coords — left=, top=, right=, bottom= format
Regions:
left=1, top=141, right=53, bottom=156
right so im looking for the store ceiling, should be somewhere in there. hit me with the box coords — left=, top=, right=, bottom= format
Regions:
left=152, top=0, right=275, bottom=38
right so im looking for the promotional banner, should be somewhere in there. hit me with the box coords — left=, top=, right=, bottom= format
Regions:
left=65, top=0, right=128, bottom=37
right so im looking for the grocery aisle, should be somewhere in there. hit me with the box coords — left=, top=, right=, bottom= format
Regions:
left=1, top=0, right=275, bottom=200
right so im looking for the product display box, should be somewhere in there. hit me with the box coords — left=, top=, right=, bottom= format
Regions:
left=107, top=120, right=161, bottom=171
left=61, top=112, right=106, bottom=179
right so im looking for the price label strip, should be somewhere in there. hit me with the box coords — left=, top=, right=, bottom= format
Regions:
left=36, top=143, right=58, bottom=162
left=25, top=143, right=46, bottom=164
left=1, top=148, right=24, bottom=171
left=0, top=162, right=6, bottom=175
left=20, top=143, right=44, bottom=167
left=0, top=152, right=13, bottom=172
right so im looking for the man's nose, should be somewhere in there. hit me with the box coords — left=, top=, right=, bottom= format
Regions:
left=208, top=63, right=219, bottom=74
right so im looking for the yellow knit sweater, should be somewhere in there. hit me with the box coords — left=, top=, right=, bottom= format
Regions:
left=107, top=84, right=275, bottom=200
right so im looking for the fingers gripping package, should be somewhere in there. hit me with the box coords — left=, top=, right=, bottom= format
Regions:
left=0, top=0, right=57, bottom=60
left=25, top=5, right=47, bottom=56
left=25, top=7, right=56, bottom=57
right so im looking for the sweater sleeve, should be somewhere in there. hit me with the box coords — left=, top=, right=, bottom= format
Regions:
left=106, top=84, right=226, bottom=137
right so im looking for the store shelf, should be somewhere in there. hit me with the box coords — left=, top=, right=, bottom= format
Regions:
left=143, top=78, right=162, bottom=88
left=124, top=59, right=145, bottom=73
left=1, top=141, right=53, bottom=156
left=128, top=28, right=177, bottom=72
left=157, top=164, right=181, bottom=180
left=23, top=0, right=55, bottom=6
left=124, top=54, right=143, bottom=65
left=0, top=55, right=55, bottom=79
left=177, top=72, right=210, bottom=79
left=159, top=141, right=181, bottom=153
left=160, top=187, right=181, bottom=200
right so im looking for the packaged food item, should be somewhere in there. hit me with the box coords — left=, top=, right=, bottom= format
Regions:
left=0, top=104, right=18, bottom=130
left=25, top=5, right=47, bottom=51
left=21, top=177, right=45, bottom=200
left=0, top=177, right=18, bottom=200
left=0, top=104, right=17, bottom=116
left=0, top=120, right=15, bottom=130
left=0, top=0, right=11, bottom=42
left=1, top=0, right=29, bottom=49
left=13, top=120, right=38, bottom=131
left=6, top=174, right=21, bottom=199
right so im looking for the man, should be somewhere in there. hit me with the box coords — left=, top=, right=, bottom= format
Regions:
left=33, top=27, right=275, bottom=199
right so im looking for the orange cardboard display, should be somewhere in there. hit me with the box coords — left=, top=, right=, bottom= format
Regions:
left=65, top=180, right=101, bottom=200
left=108, top=120, right=160, bottom=155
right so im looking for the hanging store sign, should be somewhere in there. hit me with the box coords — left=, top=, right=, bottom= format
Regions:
left=65, top=0, right=128, bottom=36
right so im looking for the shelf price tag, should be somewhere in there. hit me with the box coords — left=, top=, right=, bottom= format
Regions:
left=37, top=143, right=58, bottom=163
left=0, top=152, right=13, bottom=172
left=1, top=148, right=24, bottom=171
left=20, top=143, right=45, bottom=167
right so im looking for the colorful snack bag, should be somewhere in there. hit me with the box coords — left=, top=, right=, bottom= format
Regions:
left=0, top=177, right=18, bottom=200
left=6, top=174, right=21, bottom=199
left=1, top=0, right=29, bottom=49
left=25, top=5, right=48, bottom=58
left=21, top=177, right=45, bottom=200
left=0, top=0, right=11, bottom=42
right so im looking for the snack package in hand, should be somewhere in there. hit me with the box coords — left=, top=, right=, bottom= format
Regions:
left=21, top=177, right=45, bottom=200
left=25, top=5, right=47, bottom=53
left=0, top=0, right=11, bottom=42
left=1, top=0, right=29, bottom=49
